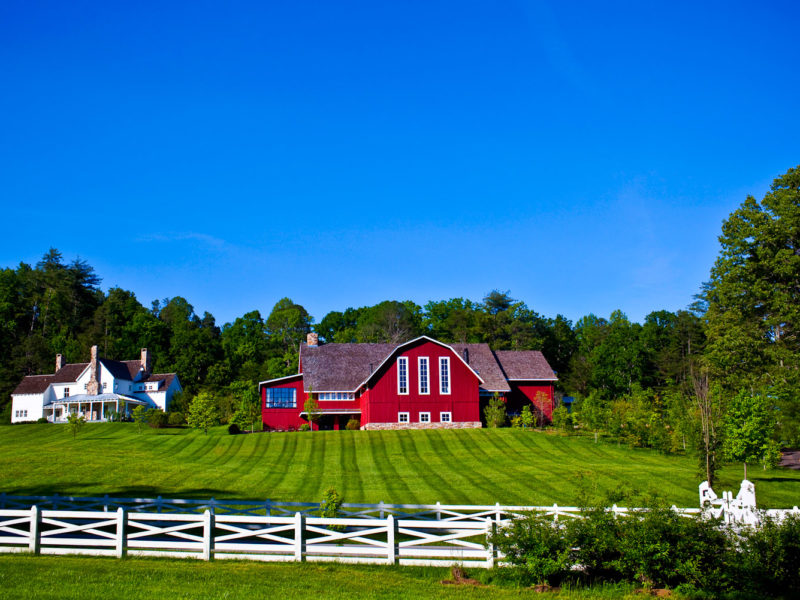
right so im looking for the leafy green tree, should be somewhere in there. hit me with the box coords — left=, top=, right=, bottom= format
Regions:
left=724, top=390, right=780, bottom=479
left=355, top=300, right=422, bottom=343
left=229, top=380, right=261, bottom=432
left=132, top=405, right=148, bottom=433
left=521, top=405, right=534, bottom=429
left=701, top=166, right=800, bottom=442
left=484, top=392, right=507, bottom=428
left=304, top=389, right=321, bottom=431
left=574, top=391, right=607, bottom=443
left=66, top=412, right=86, bottom=439
left=551, top=405, right=572, bottom=432
left=187, top=391, right=220, bottom=434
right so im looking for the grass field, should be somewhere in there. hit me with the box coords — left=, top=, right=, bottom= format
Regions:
left=0, top=555, right=660, bottom=600
left=2, top=424, right=799, bottom=507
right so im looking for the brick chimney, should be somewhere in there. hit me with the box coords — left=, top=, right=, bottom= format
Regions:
left=55, top=354, right=64, bottom=373
left=141, top=348, right=151, bottom=375
left=86, top=345, right=100, bottom=395
left=307, top=333, right=319, bottom=347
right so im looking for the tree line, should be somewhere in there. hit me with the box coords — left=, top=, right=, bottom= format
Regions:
left=2, top=166, right=798, bottom=484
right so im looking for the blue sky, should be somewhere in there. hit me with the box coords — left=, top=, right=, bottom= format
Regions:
left=1, top=1, right=798, bottom=326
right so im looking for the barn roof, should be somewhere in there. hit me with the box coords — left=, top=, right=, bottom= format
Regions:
left=451, top=344, right=511, bottom=392
left=300, top=343, right=395, bottom=391
left=272, top=337, right=554, bottom=393
left=494, top=350, right=557, bottom=380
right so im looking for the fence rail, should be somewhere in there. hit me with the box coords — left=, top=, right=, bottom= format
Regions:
left=0, top=507, right=499, bottom=567
left=3, top=500, right=799, bottom=567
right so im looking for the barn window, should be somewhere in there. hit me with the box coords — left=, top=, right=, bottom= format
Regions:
left=398, top=412, right=409, bottom=423
left=440, top=412, right=452, bottom=423
left=419, top=412, right=430, bottom=423
left=64, top=388, right=70, bottom=398
left=265, top=388, right=297, bottom=408
left=439, top=357, right=450, bottom=394
left=397, top=357, right=409, bottom=395
left=418, top=357, right=429, bottom=394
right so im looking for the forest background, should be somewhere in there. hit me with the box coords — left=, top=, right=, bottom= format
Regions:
left=2, top=166, right=798, bottom=483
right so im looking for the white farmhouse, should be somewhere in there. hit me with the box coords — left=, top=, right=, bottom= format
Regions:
left=10, top=346, right=182, bottom=423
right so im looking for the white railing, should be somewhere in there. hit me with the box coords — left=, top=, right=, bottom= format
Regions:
left=3, top=502, right=799, bottom=567
left=0, top=507, right=498, bottom=567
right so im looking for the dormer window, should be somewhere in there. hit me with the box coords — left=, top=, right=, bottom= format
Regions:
left=64, top=388, right=70, bottom=398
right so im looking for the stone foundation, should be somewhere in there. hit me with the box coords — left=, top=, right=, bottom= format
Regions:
left=362, top=421, right=482, bottom=431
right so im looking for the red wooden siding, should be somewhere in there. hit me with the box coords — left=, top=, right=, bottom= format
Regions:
left=261, top=376, right=312, bottom=431
left=364, top=339, right=480, bottom=425
left=506, top=382, right=555, bottom=423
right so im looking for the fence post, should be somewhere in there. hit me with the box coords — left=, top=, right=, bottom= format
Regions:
left=495, top=502, right=502, bottom=524
left=485, top=517, right=495, bottom=568
left=156, top=496, right=163, bottom=514
left=386, top=515, right=397, bottom=565
left=379, top=501, right=385, bottom=519
left=103, top=494, right=110, bottom=512
left=29, top=505, right=41, bottom=555
left=553, top=503, right=559, bottom=523
left=294, top=512, right=305, bottom=562
left=116, top=507, right=127, bottom=558
left=435, top=501, right=441, bottom=520
left=203, top=510, right=215, bottom=560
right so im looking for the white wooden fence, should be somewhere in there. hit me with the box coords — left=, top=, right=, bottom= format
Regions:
left=2, top=501, right=799, bottom=567
left=0, top=507, right=499, bottom=567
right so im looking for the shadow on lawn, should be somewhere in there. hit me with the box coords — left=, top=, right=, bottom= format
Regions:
left=1, top=483, right=234, bottom=500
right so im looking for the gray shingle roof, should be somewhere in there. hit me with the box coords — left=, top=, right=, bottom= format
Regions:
left=494, top=350, right=557, bottom=380
left=450, top=343, right=511, bottom=392
left=300, top=343, right=395, bottom=391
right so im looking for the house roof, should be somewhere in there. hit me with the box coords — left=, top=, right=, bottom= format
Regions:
left=494, top=350, right=557, bottom=380
left=12, top=356, right=178, bottom=396
left=300, top=343, right=396, bottom=391
left=451, top=344, right=511, bottom=392
left=293, top=337, right=556, bottom=393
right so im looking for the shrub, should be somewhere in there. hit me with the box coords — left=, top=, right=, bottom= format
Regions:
left=320, top=487, right=344, bottom=532
left=484, top=392, right=507, bottom=428
left=608, top=504, right=731, bottom=590
left=510, top=415, right=523, bottom=428
left=551, top=405, right=573, bottom=432
left=228, top=423, right=241, bottom=435
left=735, top=514, right=800, bottom=596
left=298, top=424, right=311, bottom=432
left=168, top=411, right=185, bottom=426
left=345, top=418, right=360, bottom=430
left=566, top=505, right=623, bottom=581
left=490, top=511, right=572, bottom=586
left=36, top=417, right=50, bottom=424
left=146, top=409, right=168, bottom=429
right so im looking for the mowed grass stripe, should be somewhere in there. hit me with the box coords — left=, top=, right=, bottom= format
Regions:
left=3, top=424, right=800, bottom=506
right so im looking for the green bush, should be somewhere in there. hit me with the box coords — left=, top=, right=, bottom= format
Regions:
left=551, top=405, right=573, bottom=432
left=146, top=409, right=169, bottom=429
left=298, top=424, right=311, bottom=432
left=484, top=392, right=507, bottom=428
left=227, top=423, right=241, bottom=435
left=609, top=505, right=730, bottom=590
left=168, top=411, right=185, bottom=426
left=345, top=418, right=360, bottom=430
left=490, top=511, right=572, bottom=585
left=36, top=417, right=50, bottom=424
left=320, top=487, right=345, bottom=532
left=735, top=514, right=800, bottom=596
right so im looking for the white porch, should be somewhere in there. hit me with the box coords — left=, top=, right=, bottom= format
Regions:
left=45, top=394, right=147, bottom=423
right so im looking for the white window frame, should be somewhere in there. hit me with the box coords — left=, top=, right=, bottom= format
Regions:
left=419, top=412, right=431, bottom=423
left=397, top=357, right=409, bottom=395
left=439, top=357, right=451, bottom=395
left=398, top=412, right=410, bottom=423
left=64, top=387, right=70, bottom=398
left=440, top=411, right=452, bottom=423
left=418, top=357, right=429, bottom=395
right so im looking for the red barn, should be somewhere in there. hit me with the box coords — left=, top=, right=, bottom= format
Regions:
left=259, top=335, right=557, bottom=431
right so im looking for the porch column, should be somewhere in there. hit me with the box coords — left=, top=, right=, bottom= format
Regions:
left=101, top=402, right=105, bottom=421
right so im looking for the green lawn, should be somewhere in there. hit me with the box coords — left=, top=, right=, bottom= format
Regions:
left=1, top=424, right=799, bottom=507
left=0, top=554, right=650, bottom=600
